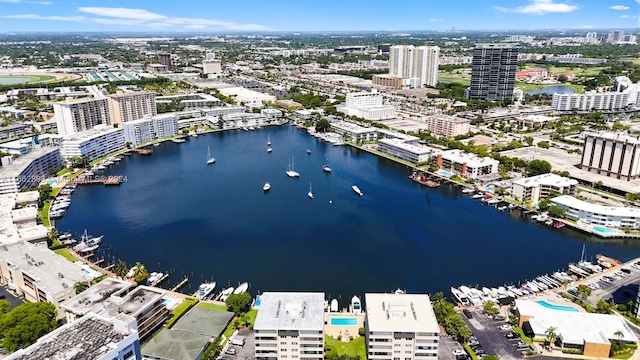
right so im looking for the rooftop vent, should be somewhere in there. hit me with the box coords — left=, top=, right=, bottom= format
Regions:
left=58, top=272, right=64, bottom=278
left=62, top=283, right=68, bottom=289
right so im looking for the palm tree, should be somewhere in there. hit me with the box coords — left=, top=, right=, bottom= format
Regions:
left=133, top=262, right=149, bottom=283
left=48, top=228, right=59, bottom=243
left=113, top=260, right=128, bottom=278
left=545, top=326, right=557, bottom=347
left=614, top=330, right=624, bottom=340
left=74, top=281, right=89, bottom=294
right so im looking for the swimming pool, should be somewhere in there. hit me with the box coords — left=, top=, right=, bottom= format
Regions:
left=330, top=317, right=358, bottom=326
left=485, top=187, right=494, bottom=191
left=437, top=170, right=454, bottom=178
left=593, top=227, right=616, bottom=234
left=536, top=300, right=578, bottom=312
left=47, top=179, right=57, bottom=186
left=82, top=269, right=91, bottom=275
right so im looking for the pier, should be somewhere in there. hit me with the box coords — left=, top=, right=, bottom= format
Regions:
left=129, top=148, right=153, bottom=155
left=170, top=276, right=189, bottom=292
left=149, top=272, right=169, bottom=287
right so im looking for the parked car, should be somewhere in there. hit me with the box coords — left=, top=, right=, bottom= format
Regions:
left=225, top=348, right=237, bottom=355
left=493, top=314, right=505, bottom=321
left=505, top=332, right=519, bottom=340
left=463, top=309, right=473, bottom=319
left=499, top=324, right=511, bottom=331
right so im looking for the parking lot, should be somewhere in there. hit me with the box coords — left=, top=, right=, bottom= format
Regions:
left=573, top=260, right=640, bottom=308
left=0, top=285, right=23, bottom=308
left=222, top=330, right=254, bottom=360
left=438, top=333, right=465, bottom=360
left=461, top=308, right=529, bottom=360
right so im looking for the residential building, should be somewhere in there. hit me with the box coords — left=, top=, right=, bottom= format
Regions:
left=331, top=121, right=378, bottom=142
left=551, top=195, right=640, bottom=229
left=254, top=292, right=325, bottom=360
left=425, top=115, right=470, bottom=137
left=0, top=191, right=49, bottom=246
left=155, top=94, right=221, bottom=110
left=586, top=32, right=598, bottom=44
left=261, top=108, right=283, bottom=120
left=365, top=293, right=439, bottom=360
left=107, top=91, right=156, bottom=125
left=511, top=173, right=578, bottom=203
left=54, top=97, right=111, bottom=136
left=6, top=313, right=142, bottom=360
left=0, top=241, right=100, bottom=319
left=377, top=138, right=434, bottom=163
left=151, top=114, right=179, bottom=139
left=203, top=53, right=222, bottom=75
left=389, top=45, right=440, bottom=87
left=515, top=299, right=636, bottom=357
left=123, top=119, right=154, bottom=146
left=203, top=106, right=245, bottom=117
left=0, top=147, right=62, bottom=195
left=580, top=131, right=640, bottom=181
left=60, top=125, right=125, bottom=161
left=436, top=150, right=499, bottom=178
left=337, top=90, right=396, bottom=121
left=551, top=77, right=640, bottom=111
left=607, top=30, right=625, bottom=44
left=220, top=113, right=266, bottom=128
left=157, top=52, right=173, bottom=70
left=62, top=277, right=170, bottom=340
left=468, top=43, right=519, bottom=101
left=0, top=124, right=28, bottom=141
left=372, top=74, right=415, bottom=89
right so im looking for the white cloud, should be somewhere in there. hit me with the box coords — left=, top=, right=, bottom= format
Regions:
left=4, top=14, right=84, bottom=21
left=429, top=18, right=444, bottom=22
left=620, top=14, right=637, bottom=18
left=609, top=5, right=630, bottom=10
left=494, top=0, right=578, bottom=15
left=77, top=7, right=167, bottom=21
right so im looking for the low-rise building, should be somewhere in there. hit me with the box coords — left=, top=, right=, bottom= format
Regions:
left=513, top=114, right=559, bottom=128
left=436, top=150, right=499, bottom=179
left=331, top=121, right=378, bottom=142
left=425, top=115, right=470, bottom=137
left=155, top=94, right=221, bottom=110
left=511, top=173, right=578, bottom=203
left=377, top=138, right=434, bottom=163
left=6, top=312, right=142, bottom=360
left=0, top=124, right=28, bottom=141
left=0, top=191, right=48, bottom=246
left=365, top=293, right=439, bottom=360
left=60, top=125, right=125, bottom=161
left=551, top=195, right=640, bottom=229
left=261, top=108, right=283, bottom=120
left=0, top=147, right=62, bottom=195
left=221, top=113, right=266, bottom=128
left=254, top=292, right=325, bottom=360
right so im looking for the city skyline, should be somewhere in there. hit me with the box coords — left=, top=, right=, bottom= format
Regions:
left=0, top=0, right=638, bottom=33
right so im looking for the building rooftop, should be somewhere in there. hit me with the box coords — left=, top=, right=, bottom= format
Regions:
left=254, top=292, right=325, bottom=331
left=0, top=147, right=60, bottom=179
left=584, top=131, right=640, bottom=145
left=62, top=125, right=122, bottom=143
left=439, top=149, right=499, bottom=168
left=331, top=121, right=378, bottom=134
left=365, top=293, right=439, bottom=333
left=552, top=195, right=640, bottom=217
left=378, top=138, right=435, bottom=155
left=512, top=173, right=578, bottom=188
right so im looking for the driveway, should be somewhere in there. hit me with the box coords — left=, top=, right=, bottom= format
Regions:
left=461, top=308, right=526, bottom=360
left=0, top=286, right=23, bottom=308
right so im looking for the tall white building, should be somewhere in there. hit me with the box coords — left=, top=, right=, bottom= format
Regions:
left=254, top=292, right=325, bottom=360
left=61, top=125, right=125, bottom=161
left=580, top=131, right=640, bottom=181
left=585, top=32, right=598, bottom=44
left=337, top=90, right=396, bottom=121
left=365, top=293, right=439, bottom=360
left=123, top=119, right=154, bottom=146
left=151, top=114, right=179, bottom=139
left=389, top=45, right=440, bottom=87
left=0, top=147, right=62, bottom=195
left=54, top=97, right=111, bottom=136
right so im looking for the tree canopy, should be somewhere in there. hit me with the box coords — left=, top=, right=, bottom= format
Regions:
left=225, top=292, right=252, bottom=315
left=526, top=159, right=552, bottom=176
left=0, top=302, right=57, bottom=352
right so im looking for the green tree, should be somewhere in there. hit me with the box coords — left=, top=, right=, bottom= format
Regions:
left=201, top=337, right=222, bottom=360
left=526, top=159, right=552, bottom=176
left=132, top=262, right=149, bottom=283
left=37, top=184, right=53, bottom=202
left=596, top=298, right=615, bottom=314
left=545, top=326, right=557, bottom=346
left=0, top=302, right=57, bottom=352
left=483, top=301, right=499, bottom=315
left=74, top=281, right=89, bottom=295
left=576, top=286, right=592, bottom=301
left=537, top=141, right=550, bottom=149
left=315, top=118, right=331, bottom=133
left=0, top=300, right=11, bottom=317
left=113, top=260, right=129, bottom=278
left=538, top=198, right=551, bottom=211
left=547, top=205, right=566, bottom=219
left=48, top=227, right=59, bottom=243
left=523, top=136, right=534, bottom=146
left=225, top=292, right=252, bottom=315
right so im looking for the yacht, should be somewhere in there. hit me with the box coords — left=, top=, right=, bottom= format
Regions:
left=73, top=229, right=103, bottom=253
left=267, top=147, right=272, bottom=153
left=172, top=138, right=186, bottom=144
left=323, top=165, right=332, bottom=173
left=462, top=187, right=475, bottom=194
left=263, top=182, right=271, bottom=191
left=352, top=185, right=363, bottom=196
left=306, top=148, right=311, bottom=154
left=153, top=142, right=161, bottom=147
left=196, top=282, right=217, bottom=300
left=49, top=210, right=65, bottom=218
left=242, top=127, right=249, bottom=132
left=191, top=133, right=198, bottom=138
left=286, top=157, right=300, bottom=178
left=472, top=193, right=484, bottom=199
left=234, top=282, right=249, bottom=294
left=207, top=146, right=216, bottom=165
left=220, top=287, right=235, bottom=301
left=308, top=182, right=313, bottom=199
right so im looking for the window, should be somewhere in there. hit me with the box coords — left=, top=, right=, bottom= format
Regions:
left=123, top=350, right=134, bottom=359
left=280, top=342, right=286, bottom=345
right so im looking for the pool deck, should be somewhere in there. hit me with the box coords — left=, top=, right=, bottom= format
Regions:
left=324, top=312, right=366, bottom=339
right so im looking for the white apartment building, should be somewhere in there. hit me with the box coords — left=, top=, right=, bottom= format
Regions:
left=61, top=125, right=125, bottom=161
left=437, top=150, right=499, bottom=179
left=107, top=91, right=156, bottom=125
left=254, top=292, right=325, bottom=360
left=551, top=195, right=640, bottom=229
left=0, top=241, right=101, bottom=319
left=151, top=114, right=179, bottom=139
left=0, top=147, right=62, bottom=195
left=54, top=97, right=111, bottom=136
left=331, top=121, right=378, bottom=142
left=123, top=119, right=154, bottom=146
left=365, top=293, right=439, bottom=360
left=6, top=313, right=142, bottom=360
left=338, top=90, right=396, bottom=121
left=551, top=80, right=639, bottom=111
left=511, top=173, right=578, bottom=203
left=0, top=192, right=49, bottom=246
left=580, top=131, right=640, bottom=181
left=425, top=115, right=470, bottom=137
left=377, top=138, right=434, bottom=163
left=389, top=45, right=440, bottom=87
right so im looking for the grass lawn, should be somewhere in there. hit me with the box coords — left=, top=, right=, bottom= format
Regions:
left=438, top=71, right=471, bottom=85
left=197, top=302, right=228, bottom=311
left=166, top=297, right=198, bottom=328
left=0, top=74, right=56, bottom=83
left=38, top=201, right=50, bottom=227
left=221, top=309, right=258, bottom=343
left=54, top=248, right=79, bottom=262
left=513, top=326, right=533, bottom=344
left=324, top=335, right=366, bottom=358
left=520, top=63, right=605, bottom=77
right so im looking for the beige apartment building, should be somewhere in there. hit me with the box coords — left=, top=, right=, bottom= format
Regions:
left=581, top=131, right=640, bottom=181
left=108, top=91, right=156, bottom=126
left=425, top=114, right=470, bottom=137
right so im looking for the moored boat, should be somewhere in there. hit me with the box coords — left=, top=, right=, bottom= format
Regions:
left=221, top=287, right=235, bottom=301
left=323, top=165, right=332, bottom=173
left=196, top=281, right=217, bottom=300
left=352, top=185, right=363, bottom=196
left=263, top=182, right=271, bottom=191
left=234, top=282, right=248, bottom=295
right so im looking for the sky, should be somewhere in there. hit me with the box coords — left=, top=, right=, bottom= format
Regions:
left=0, top=0, right=639, bottom=33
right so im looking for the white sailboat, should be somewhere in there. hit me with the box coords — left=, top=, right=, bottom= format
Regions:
left=263, top=182, right=271, bottom=191
left=352, top=185, right=363, bottom=196
left=267, top=146, right=272, bottom=153
left=308, top=182, right=313, bottom=198
left=207, top=146, right=216, bottom=164
left=267, top=135, right=271, bottom=146
left=286, top=157, right=300, bottom=178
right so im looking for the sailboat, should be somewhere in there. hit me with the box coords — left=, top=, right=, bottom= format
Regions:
left=308, top=182, right=313, bottom=198
left=207, top=146, right=216, bottom=164
left=267, top=135, right=271, bottom=146
left=267, top=146, right=272, bottom=153
left=286, top=157, right=300, bottom=178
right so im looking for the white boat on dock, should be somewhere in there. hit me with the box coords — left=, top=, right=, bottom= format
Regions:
left=220, top=287, right=235, bottom=301
left=450, top=287, right=470, bottom=306
left=233, top=282, right=248, bottom=295
left=196, top=282, right=216, bottom=300
left=172, top=138, right=186, bottom=144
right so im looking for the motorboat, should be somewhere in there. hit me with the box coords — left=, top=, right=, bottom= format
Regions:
left=196, top=281, right=217, bottom=300
left=207, top=146, right=216, bottom=165
left=220, top=287, right=235, bottom=301
left=267, top=147, right=272, bottom=153
left=234, top=282, right=249, bottom=295
left=352, top=185, right=363, bottom=196
left=263, top=182, right=271, bottom=191
left=49, top=210, right=65, bottom=218
left=306, top=148, right=311, bottom=154
left=308, top=182, right=313, bottom=199
left=286, top=157, right=300, bottom=178
left=323, top=165, right=332, bottom=173
left=472, top=193, right=484, bottom=199
left=462, top=187, right=475, bottom=194
left=172, top=138, right=186, bottom=143
left=191, top=133, right=198, bottom=138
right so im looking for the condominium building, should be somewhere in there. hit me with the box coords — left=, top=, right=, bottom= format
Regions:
left=62, top=277, right=170, bottom=340
left=389, top=45, right=440, bottom=87
left=151, top=114, right=179, bottom=139
left=337, top=90, right=396, bottom=121
left=372, top=74, right=417, bottom=89
left=60, top=125, right=125, bottom=161
left=436, top=150, right=499, bottom=178
left=0, top=191, right=49, bottom=246
left=469, top=43, right=519, bottom=101
left=0, top=241, right=100, bottom=319
left=331, top=121, right=378, bottom=142
left=511, top=173, right=578, bottom=203
left=123, top=119, right=154, bottom=146
left=108, top=91, right=156, bottom=125
left=377, top=138, right=434, bottom=163
left=254, top=292, right=325, bottom=360
left=552, top=76, right=640, bottom=111
left=54, top=97, right=111, bottom=136
left=551, top=195, right=640, bottom=229
left=6, top=313, right=142, bottom=360
left=580, top=131, right=640, bottom=181
left=203, top=53, right=222, bottom=75
left=425, top=115, right=470, bottom=137
left=0, top=147, right=62, bottom=195
left=365, top=293, right=439, bottom=360
left=157, top=52, right=173, bottom=70
left=586, top=32, right=598, bottom=44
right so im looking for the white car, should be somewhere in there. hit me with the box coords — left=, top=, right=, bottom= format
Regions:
left=499, top=324, right=512, bottom=331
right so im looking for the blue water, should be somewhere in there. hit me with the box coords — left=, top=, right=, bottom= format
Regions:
left=437, top=169, right=454, bottom=178
left=536, top=300, right=579, bottom=312
left=331, top=317, right=358, bottom=326
left=54, top=125, right=640, bottom=298
left=594, top=227, right=615, bottom=234
left=526, top=85, right=576, bottom=95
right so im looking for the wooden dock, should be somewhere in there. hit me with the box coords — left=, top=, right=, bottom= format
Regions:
left=170, top=276, right=188, bottom=292
left=130, top=148, right=152, bottom=155
left=150, top=273, right=169, bottom=287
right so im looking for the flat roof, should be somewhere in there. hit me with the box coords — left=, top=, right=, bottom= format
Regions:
left=584, top=131, right=640, bottom=145
left=378, top=138, right=435, bottom=155
left=552, top=195, right=640, bottom=218
left=439, top=149, right=499, bottom=168
left=254, top=292, right=325, bottom=331
left=331, top=121, right=377, bottom=134
left=0, top=147, right=60, bottom=178
left=512, top=173, right=578, bottom=188
left=172, top=305, right=234, bottom=337
left=365, top=293, right=439, bottom=333
left=142, top=328, right=210, bottom=360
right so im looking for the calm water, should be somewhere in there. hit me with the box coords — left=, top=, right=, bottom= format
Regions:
left=55, top=125, right=640, bottom=303
left=0, top=77, right=31, bottom=85
left=527, top=85, right=576, bottom=95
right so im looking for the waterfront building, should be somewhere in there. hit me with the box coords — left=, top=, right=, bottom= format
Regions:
left=0, top=124, right=28, bottom=141
left=551, top=195, right=640, bottom=229
left=0, top=241, right=100, bottom=319
left=0, top=147, right=62, bottom=195
left=60, top=125, right=125, bottom=161
left=425, top=115, right=470, bottom=137
left=155, top=93, right=221, bottom=110
left=157, top=52, right=173, bottom=70
left=0, top=191, right=48, bottom=246
left=5, top=313, right=142, bottom=360
left=151, top=114, right=179, bottom=139
left=203, top=53, right=222, bottom=75
left=389, top=45, right=440, bottom=87
left=261, top=108, right=283, bottom=120
left=365, top=293, right=439, bottom=360
left=551, top=78, right=640, bottom=112
left=123, top=119, right=154, bottom=146
left=202, top=106, right=245, bottom=117
left=378, top=138, right=434, bottom=164
left=580, top=131, right=640, bottom=181
left=62, top=277, right=170, bottom=340
left=107, top=91, right=156, bottom=125
left=469, top=44, right=519, bottom=101
left=515, top=299, right=637, bottom=357
left=254, top=292, right=325, bottom=360
left=436, top=150, right=499, bottom=179
left=511, top=173, right=578, bottom=203
left=54, top=97, right=111, bottom=136
left=337, top=90, right=396, bottom=121
left=330, top=121, right=378, bottom=142
left=221, top=113, right=267, bottom=128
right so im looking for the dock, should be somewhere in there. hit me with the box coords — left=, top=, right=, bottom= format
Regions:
left=129, top=148, right=152, bottom=155
left=150, top=272, right=169, bottom=287
left=170, top=276, right=189, bottom=292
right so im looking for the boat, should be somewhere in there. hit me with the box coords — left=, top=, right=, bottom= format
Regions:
left=323, top=165, right=332, bottom=173
left=191, top=133, right=198, bottom=138
left=72, top=229, right=103, bottom=253
left=50, top=210, right=65, bottom=218
left=153, top=142, right=161, bottom=147
left=207, top=146, right=216, bottom=165
left=554, top=221, right=565, bottom=228
left=242, top=127, right=249, bottom=132
left=172, top=138, right=186, bottom=144
left=308, top=182, right=313, bottom=199
left=472, top=193, right=484, bottom=199
left=248, top=126, right=255, bottom=131
left=306, top=148, right=311, bottom=154
left=267, top=135, right=271, bottom=146
left=462, top=187, right=475, bottom=194
left=450, top=287, right=470, bottom=306
left=196, top=281, right=216, bottom=300
left=220, top=287, right=235, bottom=301
left=497, top=206, right=507, bottom=211
left=263, top=182, right=271, bottom=191
left=286, top=157, right=300, bottom=178
left=233, top=282, right=249, bottom=295
left=267, top=147, right=272, bottom=153
left=352, top=185, right=363, bottom=196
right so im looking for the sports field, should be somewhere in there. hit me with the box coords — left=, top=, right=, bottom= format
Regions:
left=0, top=72, right=81, bottom=85
left=520, top=63, right=606, bottom=76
